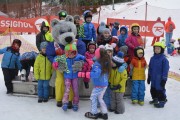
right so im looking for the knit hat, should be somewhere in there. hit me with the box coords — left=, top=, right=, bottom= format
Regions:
left=105, top=44, right=113, bottom=51
left=120, top=45, right=128, bottom=56
left=112, top=51, right=124, bottom=63
left=103, top=28, right=111, bottom=34
left=98, top=22, right=106, bottom=34
left=114, top=21, right=120, bottom=26
left=94, top=48, right=101, bottom=60
left=65, top=44, right=77, bottom=57
left=112, top=51, right=124, bottom=68
left=74, top=15, right=80, bottom=20
left=40, top=41, right=48, bottom=50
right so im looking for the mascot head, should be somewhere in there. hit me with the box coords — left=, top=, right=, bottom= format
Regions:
left=51, top=15, right=77, bottom=46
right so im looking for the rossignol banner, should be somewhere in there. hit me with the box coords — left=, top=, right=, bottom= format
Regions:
left=0, top=16, right=58, bottom=33
left=107, top=18, right=165, bottom=37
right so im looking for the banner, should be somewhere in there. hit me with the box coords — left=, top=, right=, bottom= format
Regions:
left=107, top=18, right=165, bottom=37
left=0, top=16, right=99, bottom=33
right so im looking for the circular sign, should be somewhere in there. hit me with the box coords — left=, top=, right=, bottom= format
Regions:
left=152, top=22, right=164, bottom=37
left=35, top=18, right=48, bottom=32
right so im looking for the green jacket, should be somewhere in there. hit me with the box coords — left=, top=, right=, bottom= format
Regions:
left=109, top=68, right=128, bottom=93
left=34, top=53, right=52, bottom=80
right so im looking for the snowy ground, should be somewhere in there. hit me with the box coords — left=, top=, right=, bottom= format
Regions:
left=0, top=0, right=180, bottom=120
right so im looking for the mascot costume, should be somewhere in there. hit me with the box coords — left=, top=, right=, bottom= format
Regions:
left=46, top=15, right=85, bottom=108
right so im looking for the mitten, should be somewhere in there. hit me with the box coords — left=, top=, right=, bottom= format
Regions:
left=160, top=80, right=166, bottom=88
left=78, top=72, right=85, bottom=78
left=118, top=63, right=128, bottom=73
left=85, top=72, right=91, bottom=79
left=52, top=62, right=58, bottom=70
left=147, top=75, right=151, bottom=84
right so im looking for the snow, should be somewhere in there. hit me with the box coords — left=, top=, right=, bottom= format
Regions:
left=0, top=0, right=180, bottom=120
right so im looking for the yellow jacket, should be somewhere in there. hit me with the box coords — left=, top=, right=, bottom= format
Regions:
left=109, top=68, right=128, bottom=93
left=130, top=57, right=147, bottom=80
left=34, top=53, right=52, bottom=80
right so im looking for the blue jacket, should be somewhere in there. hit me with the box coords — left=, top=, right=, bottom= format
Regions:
left=79, top=22, right=96, bottom=41
left=64, top=54, right=85, bottom=79
left=46, top=42, right=65, bottom=63
left=118, top=26, right=128, bottom=47
left=90, top=61, right=109, bottom=87
left=0, top=47, right=21, bottom=70
left=77, top=40, right=86, bottom=56
left=20, top=51, right=38, bottom=61
left=148, top=54, right=169, bottom=90
left=111, top=27, right=118, bottom=36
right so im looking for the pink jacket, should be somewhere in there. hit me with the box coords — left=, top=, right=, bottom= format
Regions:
left=125, top=33, right=144, bottom=58
left=82, top=51, right=95, bottom=72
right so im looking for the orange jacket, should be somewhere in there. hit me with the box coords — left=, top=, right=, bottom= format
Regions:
left=130, top=57, right=147, bottom=80
left=165, top=18, right=175, bottom=33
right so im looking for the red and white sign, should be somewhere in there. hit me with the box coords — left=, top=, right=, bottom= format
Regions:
left=107, top=18, right=165, bottom=37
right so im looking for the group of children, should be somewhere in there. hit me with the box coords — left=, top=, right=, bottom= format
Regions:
left=0, top=9, right=171, bottom=120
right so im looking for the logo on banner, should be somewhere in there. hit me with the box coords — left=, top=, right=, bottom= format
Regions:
left=35, top=18, right=48, bottom=32
left=152, top=22, right=164, bottom=37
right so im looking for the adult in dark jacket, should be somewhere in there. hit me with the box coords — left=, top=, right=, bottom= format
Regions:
left=36, top=21, right=53, bottom=51
left=0, top=39, right=22, bottom=94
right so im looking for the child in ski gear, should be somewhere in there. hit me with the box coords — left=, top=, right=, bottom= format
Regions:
left=78, top=10, right=96, bottom=46
left=82, top=41, right=96, bottom=89
left=97, top=28, right=119, bottom=54
left=79, top=48, right=111, bottom=119
left=125, top=23, right=144, bottom=60
left=130, top=46, right=147, bottom=105
left=147, top=42, right=169, bottom=108
left=0, top=39, right=22, bottom=94
left=20, top=51, right=38, bottom=81
left=97, top=22, right=109, bottom=38
left=118, top=26, right=128, bottom=47
left=109, top=51, right=127, bottom=114
left=62, top=44, right=86, bottom=111
left=36, top=21, right=53, bottom=51
left=167, top=39, right=175, bottom=55
left=111, top=21, right=120, bottom=36
left=34, top=42, right=52, bottom=103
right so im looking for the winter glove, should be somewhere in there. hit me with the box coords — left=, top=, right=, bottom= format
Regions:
left=147, top=75, right=151, bottom=84
left=110, top=84, right=121, bottom=90
left=118, top=63, right=128, bottom=73
left=72, top=61, right=84, bottom=72
left=78, top=72, right=85, bottom=78
left=52, top=62, right=58, bottom=70
left=55, top=55, right=69, bottom=73
left=85, top=72, right=91, bottom=79
left=160, top=80, right=166, bottom=88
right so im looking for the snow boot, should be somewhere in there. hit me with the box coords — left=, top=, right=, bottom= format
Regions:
left=85, top=112, right=99, bottom=119
left=38, top=98, right=43, bottom=103
left=132, top=100, right=138, bottom=104
left=149, top=98, right=158, bottom=104
left=98, top=113, right=108, bottom=120
left=138, top=101, right=144, bottom=106
left=72, top=104, right=79, bottom=111
left=154, top=101, right=165, bottom=108
left=56, top=101, right=62, bottom=107
left=108, top=109, right=115, bottom=112
left=43, top=98, right=48, bottom=102
left=62, top=103, right=68, bottom=111
left=68, top=101, right=72, bottom=109
left=84, top=82, right=89, bottom=89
